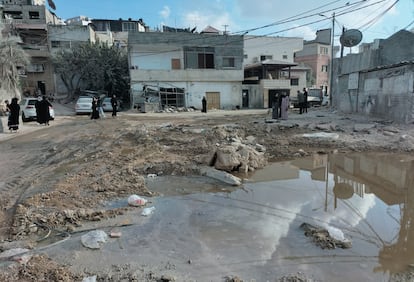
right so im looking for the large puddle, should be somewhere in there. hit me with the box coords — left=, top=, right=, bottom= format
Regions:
left=46, top=152, right=414, bottom=281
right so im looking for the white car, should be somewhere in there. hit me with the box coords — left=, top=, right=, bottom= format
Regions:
left=75, top=96, right=93, bottom=114
left=101, top=97, right=114, bottom=112
left=20, top=97, right=55, bottom=122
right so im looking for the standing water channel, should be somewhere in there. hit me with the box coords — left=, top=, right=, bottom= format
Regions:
left=144, top=152, right=414, bottom=281
left=46, top=152, right=414, bottom=281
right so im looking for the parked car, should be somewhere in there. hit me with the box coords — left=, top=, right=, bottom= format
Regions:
left=75, top=96, right=93, bottom=114
left=101, top=97, right=114, bottom=112
left=101, top=97, right=122, bottom=112
left=307, top=88, right=323, bottom=107
left=20, top=97, right=55, bottom=122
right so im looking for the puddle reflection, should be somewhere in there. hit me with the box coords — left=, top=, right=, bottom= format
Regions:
left=247, top=152, right=414, bottom=277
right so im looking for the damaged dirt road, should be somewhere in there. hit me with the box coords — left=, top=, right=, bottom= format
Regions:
left=1, top=107, right=414, bottom=281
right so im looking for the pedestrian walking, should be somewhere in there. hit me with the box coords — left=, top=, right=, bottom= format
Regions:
left=303, top=88, right=308, bottom=113
left=272, top=94, right=279, bottom=119
left=36, top=96, right=52, bottom=125
left=280, top=93, right=289, bottom=120
left=111, top=95, right=117, bottom=117
left=91, top=97, right=100, bottom=120
left=201, top=96, right=207, bottom=113
left=297, top=90, right=305, bottom=114
left=7, top=98, right=20, bottom=132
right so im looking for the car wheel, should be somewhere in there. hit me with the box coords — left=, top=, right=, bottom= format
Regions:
left=22, top=113, right=29, bottom=122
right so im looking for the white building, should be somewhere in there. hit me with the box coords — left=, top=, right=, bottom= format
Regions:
left=128, top=31, right=245, bottom=111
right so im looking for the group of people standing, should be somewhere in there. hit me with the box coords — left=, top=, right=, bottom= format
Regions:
left=272, top=92, right=290, bottom=120
left=4, top=95, right=52, bottom=133
left=90, top=95, right=118, bottom=120
left=297, top=88, right=308, bottom=114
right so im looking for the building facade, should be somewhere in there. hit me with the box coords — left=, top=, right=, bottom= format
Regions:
left=332, top=30, right=414, bottom=123
left=294, top=29, right=331, bottom=92
left=128, top=31, right=244, bottom=110
left=1, top=0, right=60, bottom=96
left=242, top=35, right=305, bottom=108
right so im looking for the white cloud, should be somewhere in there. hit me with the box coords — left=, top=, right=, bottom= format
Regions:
left=182, top=10, right=237, bottom=33
left=285, top=25, right=316, bottom=40
left=159, top=6, right=171, bottom=20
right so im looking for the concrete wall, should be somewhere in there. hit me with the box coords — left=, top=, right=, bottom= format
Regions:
left=242, top=85, right=262, bottom=108
left=333, top=30, right=414, bottom=122
left=336, top=63, right=414, bottom=123
left=131, top=81, right=243, bottom=109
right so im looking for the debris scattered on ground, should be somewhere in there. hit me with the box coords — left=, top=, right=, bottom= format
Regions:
left=81, top=230, right=108, bottom=249
left=300, top=223, right=352, bottom=249
left=128, top=194, right=148, bottom=206
left=141, top=206, right=155, bottom=216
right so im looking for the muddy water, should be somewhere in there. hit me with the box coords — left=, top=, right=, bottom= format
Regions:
left=44, top=152, right=414, bottom=281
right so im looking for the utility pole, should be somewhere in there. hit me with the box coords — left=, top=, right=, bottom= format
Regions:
left=223, top=25, right=228, bottom=35
left=329, top=12, right=335, bottom=107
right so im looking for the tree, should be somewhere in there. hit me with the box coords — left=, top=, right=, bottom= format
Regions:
left=52, top=42, right=129, bottom=102
left=0, top=23, right=30, bottom=103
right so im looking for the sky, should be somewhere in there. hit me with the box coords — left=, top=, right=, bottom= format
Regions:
left=52, top=0, right=414, bottom=44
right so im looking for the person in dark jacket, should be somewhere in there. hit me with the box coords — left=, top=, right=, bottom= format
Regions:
left=110, top=95, right=117, bottom=117
left=303, top=88, right=308, bottom=113
left=8, top=98, right=20, bottom=132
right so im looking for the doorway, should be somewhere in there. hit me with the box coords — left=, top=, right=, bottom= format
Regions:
left=242, top=89, right=249, bottom=108
left=205, top=92, right=220, bottom=110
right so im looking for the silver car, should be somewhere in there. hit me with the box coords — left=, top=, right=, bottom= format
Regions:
left=101, top=97, right=114, bottom=112
left=75, top=96, right=93, bottom=114
left=20, top=97, right=55, bottom=122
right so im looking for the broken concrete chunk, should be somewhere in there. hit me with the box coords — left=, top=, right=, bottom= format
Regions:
left=200, top=166, right=242, bottom=186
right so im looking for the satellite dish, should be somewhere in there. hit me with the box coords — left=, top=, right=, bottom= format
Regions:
left=340, top=29, right=363, bottom=47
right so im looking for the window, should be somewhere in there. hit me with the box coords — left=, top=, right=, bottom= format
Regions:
left=122, top=22, right=137, bottom=31
left=184, top=47, right=215, bottom=69
left=171, top=58, right=181, bottom=69
left=223, top=57, right=235, bottom=68
left=51, top=41, right=71, bottom=48
left=282, top=55, right=288, bottom=60
left=321, top=65, right=328, bottom=72
left=26, top=64, right=45, bottom=73
left=290, top=78, right=299, bottom=86
left=260, top=55, right=273, bottom=61
left=320, top=47, right=328, bottom=54
left=29, top=11, right=40, bottom=19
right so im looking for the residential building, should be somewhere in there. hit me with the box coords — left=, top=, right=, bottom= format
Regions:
left=48, top=24, right=96, bottom=94
left=242, top=35, right=305, bottom=108
left=1, top=0, right=60, bottom=96
left=332, top=29, right=414, bottom=123
left=294, top=29, right=331, bottom=93
left=128, top=30, right=244, bottom=110
left=88, top=18, right=147, bottom=51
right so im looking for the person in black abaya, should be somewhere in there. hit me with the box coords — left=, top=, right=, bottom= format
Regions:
left=36, top=96, right=52, bottom=125
left=91, top=97, right=100, bottom=120
left=201, top=96, right=207, bottom=113
left=8, top=98, right=20, bottom=132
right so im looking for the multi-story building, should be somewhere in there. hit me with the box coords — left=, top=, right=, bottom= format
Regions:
left=242, top=35, right=305, bottom=108
left=128, top=30, right=244, bottom=110
left=294, top=29, right=331, bottom=93
left=1, top=0, right=61, bottom=96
